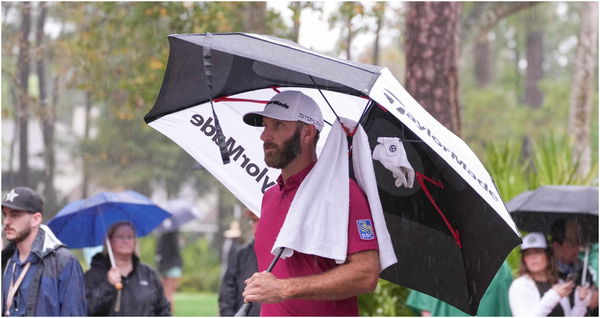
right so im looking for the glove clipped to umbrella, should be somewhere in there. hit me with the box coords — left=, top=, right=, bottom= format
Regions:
left=372, top=137, right=415, bottom=188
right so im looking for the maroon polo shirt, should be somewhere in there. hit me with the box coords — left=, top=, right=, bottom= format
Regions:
left=254, top=162, right=379, bottom=316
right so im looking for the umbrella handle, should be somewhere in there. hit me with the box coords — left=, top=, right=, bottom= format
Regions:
left=105, top=238, right=124, bottom=290
left=114, top=289, right=122, bottom=312
left=234, top=247, right=285, bottom=317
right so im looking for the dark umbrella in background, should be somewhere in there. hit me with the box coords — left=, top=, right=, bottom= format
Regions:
left=507, top=185, right=599, bottom=285
left=155, top=199, right=205, bottom=233
left=507, top=185, right=598, bottom=241
left=144, top=32, right=522, bottom=315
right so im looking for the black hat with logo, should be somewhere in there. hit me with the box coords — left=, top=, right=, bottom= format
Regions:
left=2, top=186, right=44, bottom=214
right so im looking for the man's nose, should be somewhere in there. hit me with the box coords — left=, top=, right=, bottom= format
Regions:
left=260, top=128, right=271, bottom=142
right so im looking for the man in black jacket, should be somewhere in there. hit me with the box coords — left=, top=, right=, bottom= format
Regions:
left=218, top=209, right=260, bottom=316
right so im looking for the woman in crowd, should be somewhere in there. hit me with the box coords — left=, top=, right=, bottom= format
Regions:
left=84, top=221, right=171, bottom=316
left=509, top=232, right=591, bottom=316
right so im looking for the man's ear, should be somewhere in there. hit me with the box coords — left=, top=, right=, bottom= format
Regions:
left=303, top=125, right=317, bottom=141
left=31, top=212, right=43, bottom=227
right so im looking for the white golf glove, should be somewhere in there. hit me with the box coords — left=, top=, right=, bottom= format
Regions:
left=372, top=137, right=415, bottom=188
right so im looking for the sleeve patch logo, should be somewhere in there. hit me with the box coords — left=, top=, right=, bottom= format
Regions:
left=357, top=219, right=374, bottom=240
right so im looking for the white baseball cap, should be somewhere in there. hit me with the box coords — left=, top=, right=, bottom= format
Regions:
left=521, top=232, right=548, bottom=251
left=243, top=90, right=324, bottom=131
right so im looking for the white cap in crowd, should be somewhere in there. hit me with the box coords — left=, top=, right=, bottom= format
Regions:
left=521, top=232, right=548, bottom=251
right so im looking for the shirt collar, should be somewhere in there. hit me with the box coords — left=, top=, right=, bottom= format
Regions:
left=11, top=248, right=40, bottom=266
left=276, top=161, right=317, bottom=190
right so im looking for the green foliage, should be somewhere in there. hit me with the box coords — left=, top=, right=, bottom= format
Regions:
left=138, top=234, right=158, bottom=268
left=358, top=279, right=414, bottom=316
left=530, top=134, right=598, bottom=187
left=461, top=85, right=527, bottom=155
left=485, top=141, right=530, bottom=202
left=484, top=134, right=598, bottom=272
left=179, top=235, right=221, bottom=293
left=139, top=233, right=221, bottom=293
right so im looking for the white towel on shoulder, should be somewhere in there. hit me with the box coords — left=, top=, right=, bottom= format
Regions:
left=272, top=118, right=397, bottom=271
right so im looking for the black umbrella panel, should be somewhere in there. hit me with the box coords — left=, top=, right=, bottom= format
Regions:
left=507, top=185, right=598, bottom=243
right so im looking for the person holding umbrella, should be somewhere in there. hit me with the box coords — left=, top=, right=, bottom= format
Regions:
left=550, top=219, right=599, bottom=314
left=84, top=221, right=171, bottom=316
left=240, top=91, right=381, bottom=316
left=1, top=186, right=87, bottom=316
left=509, top=232, right=591, bottom=316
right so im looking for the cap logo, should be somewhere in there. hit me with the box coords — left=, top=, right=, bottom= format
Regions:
left=298, top=113, right=323, bottom=130
left=266, top=100, right=289, bottom=109
left=5, top=189, right=18, bottom=202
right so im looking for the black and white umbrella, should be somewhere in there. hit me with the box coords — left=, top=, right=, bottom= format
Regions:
left=144, top=33, right=521, bottom=315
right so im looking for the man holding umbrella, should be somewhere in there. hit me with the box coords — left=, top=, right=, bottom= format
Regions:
left=1, top=186, right=87, bottom=316
left=241, top=91, right=381, bottom=316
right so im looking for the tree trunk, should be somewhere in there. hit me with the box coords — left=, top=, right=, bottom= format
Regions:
left=345, top=16, right=353, bottom=60
left=568, top=2, right=598, bottom=176
left=524, top=9, right=544, bottom=109
left=82, top=91, right=93, bottom=198
left=243, top=2, right=266, bottom=34
left=372, top=2, right=386, bottom=65
left=9, top=86, right=18, bottom=175
left=290, top=2, right=302, bottom=42
left=473, top=39, right=492, bottom=87
left=405, top=2, right=461, bottom=135
left=17, top=2, right=32, bottom=186
left=36, top=2, right=57, bottom=214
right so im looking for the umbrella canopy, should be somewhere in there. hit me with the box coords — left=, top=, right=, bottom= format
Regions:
left=155, top=199, right=205, bottom=233
left=507, top=185, right=598, bottom=242
left=47, top=191, right=172, bottom=248
left=144, top=32, right=521, bottom=315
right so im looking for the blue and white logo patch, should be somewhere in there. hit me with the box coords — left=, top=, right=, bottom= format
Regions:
left=357, top=219, right=374, bottom=240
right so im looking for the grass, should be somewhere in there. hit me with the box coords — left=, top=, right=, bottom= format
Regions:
left=173, top=292, right=219, bottom=317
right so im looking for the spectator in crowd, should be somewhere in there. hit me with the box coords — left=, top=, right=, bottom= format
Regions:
left=220, top=220, right=242, bottom=279
left=156, top=230, right=183, bottom=313
left=2, top=186, right=87, bottom=316
left=509, top=232, right=591, bottom=316
left=84, top=221, right=171, bottom=316
left=219, top=209, right=260, bottom=316
left=551, top=219, right=598, bottom=315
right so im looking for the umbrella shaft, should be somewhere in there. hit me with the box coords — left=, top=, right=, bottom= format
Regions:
left=115, top=290, right=122, bottom=312
left=581, top=245, right=589, bottom=285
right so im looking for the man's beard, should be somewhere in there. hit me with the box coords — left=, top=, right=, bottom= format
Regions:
left=264, top=127, right=302, bottom=169
left=6, top=226, right=32, bottom=244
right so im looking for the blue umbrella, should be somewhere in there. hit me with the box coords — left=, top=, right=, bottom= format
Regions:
left=47, top=191, right=172, bottom=249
